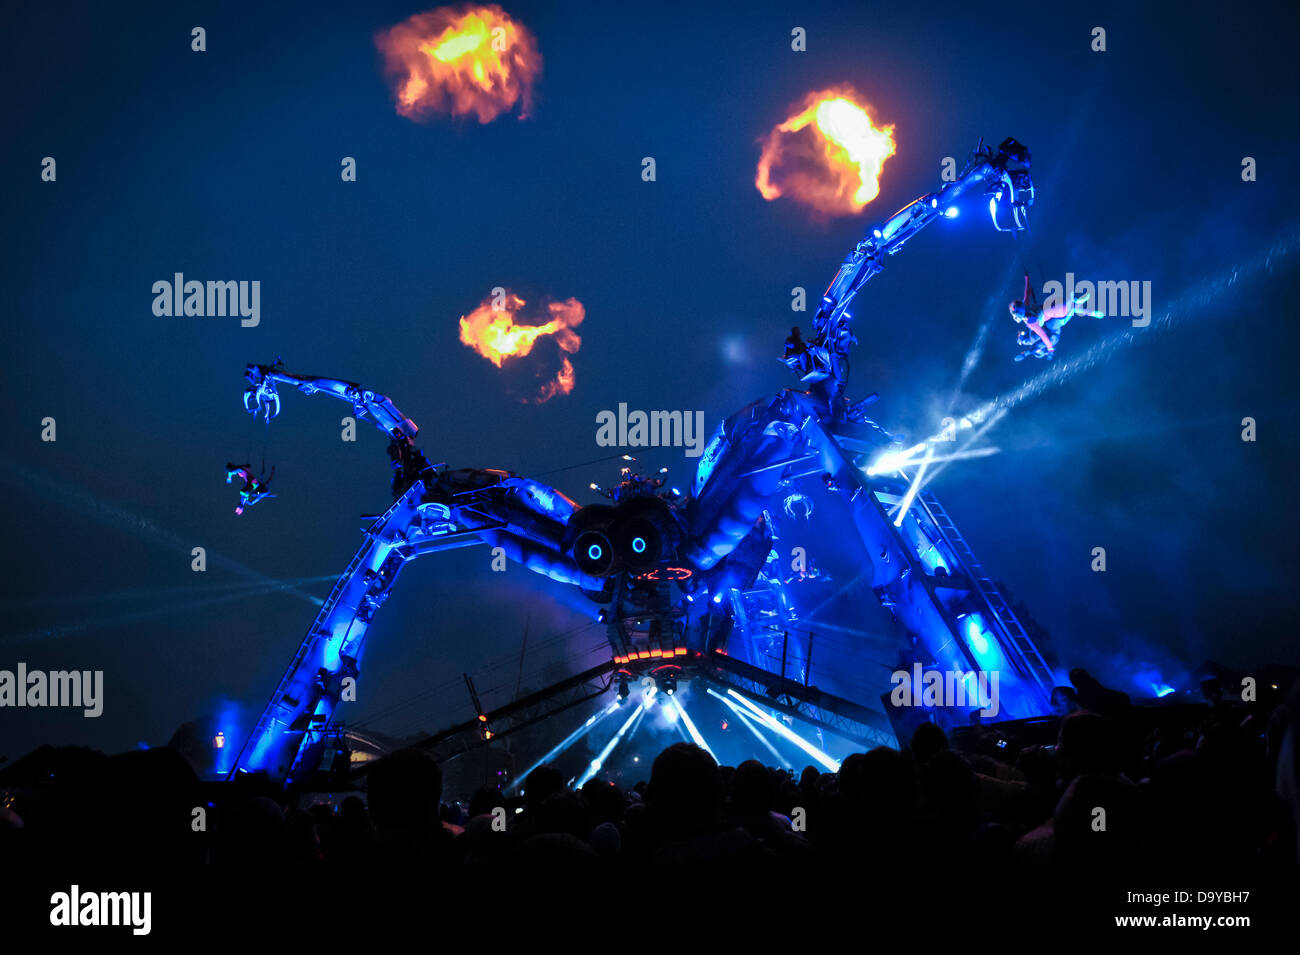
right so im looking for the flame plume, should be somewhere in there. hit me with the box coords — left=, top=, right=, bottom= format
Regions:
left=756, top=87, right=896, bottom=217
left=458, top=291, right=585, bottom=403
left=376, top=4, right=542, bottom=123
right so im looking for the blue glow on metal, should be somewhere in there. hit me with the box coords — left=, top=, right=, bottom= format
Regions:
left=246, top=717, right=281, bottom=770
left=958, top=612, right=1006, bottom=675
left=322, top=629, right=346, bottom=671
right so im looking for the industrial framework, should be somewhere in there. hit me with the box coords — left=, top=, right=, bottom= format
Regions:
left=227, top=137, right=1053, bottom=784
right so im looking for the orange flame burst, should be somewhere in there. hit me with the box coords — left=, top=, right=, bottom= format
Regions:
left=375, top=4, right=542, bottom=123
left=458, top=291, right=585, bottom=403
left=755, top=87, right=896, bottom=217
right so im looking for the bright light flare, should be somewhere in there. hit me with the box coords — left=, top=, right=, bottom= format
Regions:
left=892, top=445, right=935, bottom=528
left=866, top=443, right=1001, bottom=477
left=756, top=87, right=896, bottom=217
left=376, top=4, right=542, bottom=123
left=865, top=441, right=928, bottom=476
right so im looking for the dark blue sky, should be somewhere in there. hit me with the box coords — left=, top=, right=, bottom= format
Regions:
left=3, top=0, right=1298, bottom=760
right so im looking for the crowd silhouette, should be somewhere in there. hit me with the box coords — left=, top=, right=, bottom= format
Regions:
left=3, top=681, right=1298, bottom=874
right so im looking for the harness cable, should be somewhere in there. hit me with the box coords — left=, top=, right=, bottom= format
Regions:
left=1024, top=213, right=1048, bottom=310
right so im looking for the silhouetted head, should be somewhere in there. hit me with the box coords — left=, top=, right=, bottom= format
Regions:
left=1009, top=300, right=1028, bottom=321
left=366, top=748, right=442, bottom=832
left=580, top=778, right=624, bottom=826
left=911, top=721, right=949, bottom=764
left=730, top=760, right=775, bottom=816
left=1015, top=744, right=1057, bottom=790
left=646, top=742, right=720, bottom=834
left=221, top=796, right=287, bottom=865
left=523, top=765, right=565, bottom=809
left=920, top=750, right=980, bottom=834
left=533, top=790, right=590, bottom=839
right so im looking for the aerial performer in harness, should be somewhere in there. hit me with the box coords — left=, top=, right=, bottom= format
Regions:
left=1010, top=271, right=1104, bottom=361
left=226, top=463, right=276, bottom=515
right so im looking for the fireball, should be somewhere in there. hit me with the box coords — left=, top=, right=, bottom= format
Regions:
left=458, top=291, right=585, bottom=403
left=376, top=4, right=542, bottom=123
left=756, top=87, right=896, bottom=216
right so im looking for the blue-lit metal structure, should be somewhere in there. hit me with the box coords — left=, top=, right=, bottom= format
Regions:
left=229, top=137, right=1054, bottom=783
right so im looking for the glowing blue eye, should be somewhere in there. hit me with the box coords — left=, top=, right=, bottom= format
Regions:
left=632, top=537, right=646, bottom=554
left=588, top=544, right=603, bottom=560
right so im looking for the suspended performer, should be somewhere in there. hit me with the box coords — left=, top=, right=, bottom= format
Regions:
left=226, top=462, right=276, bottom=515
left=1009, top=272, right=1103, bottom=361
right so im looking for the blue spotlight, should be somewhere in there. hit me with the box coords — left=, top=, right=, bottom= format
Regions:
left=667, top=695, right=717, bottom=762
left=725, top=689, right=840, bottom=772
left=865, top=441, right=928, bottom=476
left=577, top=702, right=645, bottom=786
left=707, top=688, right=791, bottom=769
left=892, top=445, right=935, bottom=527
left=958, top=612, right=1002, bottom=672
left=507, top=700, right=621, bottom=793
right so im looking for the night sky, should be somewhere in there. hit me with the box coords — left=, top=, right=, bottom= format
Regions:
left=3, top=0, right=1298, bottom=764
